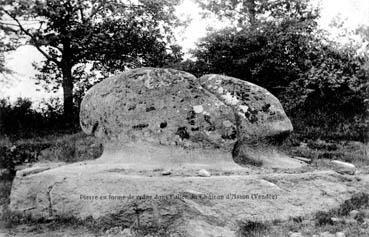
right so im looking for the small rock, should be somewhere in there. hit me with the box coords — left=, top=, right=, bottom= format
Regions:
left=161, top=170, right=172, bottom=176
left=193, top=105, right=204, bottom=113
left=289, top=232, right=303, bottom=237
left=349, top=210, right=359, bottom=218
left=320, top=231, right=335, bottom=237
left=331, top=217, right=343, bottom=223
left=335, top=232, right=345, bottom=237
left=292, top=156, right=312, bottom=164
left=198, top=169, right=211, bottom=177
left=331, top=160, right=356, bottom=175
left=121, top=228, right=134, bottom=237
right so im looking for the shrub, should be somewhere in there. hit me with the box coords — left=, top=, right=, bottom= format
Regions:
left=0, top=97, right=79, bottom=138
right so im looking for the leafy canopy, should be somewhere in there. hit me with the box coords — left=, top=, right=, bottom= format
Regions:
left=184, top=0, right=369, bottom=141
left=0, top=0, right=184, bottom=114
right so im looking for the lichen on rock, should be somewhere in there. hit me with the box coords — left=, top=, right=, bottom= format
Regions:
left=80, top=67, right=293, bottom=166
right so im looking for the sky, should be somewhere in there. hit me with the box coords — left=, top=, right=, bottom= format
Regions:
left=1, top=0, right=369, bottom=104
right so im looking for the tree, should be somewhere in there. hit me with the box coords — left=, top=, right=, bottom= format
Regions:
left=0, top=10, right=18, bottom=76
left=197, top=0, right=318, bottom=28
left=191, top=0, right=320, bottom=92
left=190, top=7, right=319, bottom=94
left=0, top=0, right=183, bottom=125
left=187, top=0, right=369, bottom=141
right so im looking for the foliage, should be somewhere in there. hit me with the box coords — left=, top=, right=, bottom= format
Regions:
left=0, top=0, right=184, bottom=123
left=37, top=132, right=102, bottom=163
left=0, top=8, right=19, bottom=78
left=0, top=144, right=46, bottom=177
left=186, top=0, right=369, bottom=142
left=315, top=192, right=369, bottom=226
left=197, top=0, right=318, bottom=27
left=0, top=97, right=78, bottom=137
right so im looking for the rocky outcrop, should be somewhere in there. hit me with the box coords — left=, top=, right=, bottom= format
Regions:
left=80, top=67, right=294, bottom=167
left=9, top=161, right=369, bottom=236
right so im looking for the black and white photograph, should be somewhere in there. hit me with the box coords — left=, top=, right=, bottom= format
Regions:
left=0, top=0, right=368, bottom=236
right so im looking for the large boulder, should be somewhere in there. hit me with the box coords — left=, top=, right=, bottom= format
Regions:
left=79, top=67, right=293, bottom=166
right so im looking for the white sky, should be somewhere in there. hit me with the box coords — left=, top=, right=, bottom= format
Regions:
left=1, top=0, right=368, bottom=104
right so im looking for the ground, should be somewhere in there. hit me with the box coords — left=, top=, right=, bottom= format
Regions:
left=0, top=132, right=368, bottom=237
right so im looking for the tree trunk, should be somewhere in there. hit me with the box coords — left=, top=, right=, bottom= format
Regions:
left=62, top=64, right=74, bottom=127
left=245, top=0, right=256, bottom=28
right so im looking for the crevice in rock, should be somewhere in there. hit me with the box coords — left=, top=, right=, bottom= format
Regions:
left=47, top=186, right=53, bottom=216
left=46, top=178, right=67, bottom=217
left=260, top=178, right=286, bottom=192
left=20, top=167, right=51, bottom=177
left=200, top=83, right=245, bottom=163
left=91, top=122, right=99, bottom=135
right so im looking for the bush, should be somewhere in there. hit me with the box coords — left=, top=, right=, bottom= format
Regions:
left=37, top=133, right=103, bottom=163
left=0, top=97, right=79, bottom=138
left=185, top=21, right=368, bottom=142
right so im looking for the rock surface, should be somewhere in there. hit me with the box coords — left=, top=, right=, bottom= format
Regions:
left=331, top=160, right=356, bottom=175
left=79, top=67, right=294, bottom=167
left=8, top=160, right=369, bottom=235
left=197, top=169, right=211, bottom=177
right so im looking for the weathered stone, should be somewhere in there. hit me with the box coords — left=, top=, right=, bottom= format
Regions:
left=331, top=160, right=356, bottom=175
left=335, top=232, right=346, bottom=237
left=198, top=169, right=211, bottom=177
left=80, top=67, right=296, bottom=167
left=17, top=162, right=65, bottom=177
left=289, top=232, right=304, bottom=237
left=198, top=74, right=293, bottom=140
left=9, top=162, right=369, bottom=231
left=168, top=219, right=236, bottom=237
left=330, top=217, right=343, bottom=223
left=320, top=231, right=335, bottom=237
left=80, top=68, right=237, bottom=152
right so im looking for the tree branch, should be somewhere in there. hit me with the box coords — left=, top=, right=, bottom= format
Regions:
left=89, top=0, right=107, bottom=19
left=79, top=8, right=86, bottom=24
left=1, top=9, right=61, bottom=66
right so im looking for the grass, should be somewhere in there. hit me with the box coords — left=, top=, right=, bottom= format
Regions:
left=237, top=220, right=270, bottom=237
left=35, top=132, right=103, bottom=163
left=0, top=132, right=103, bottom=170
left=315, top=193, right=369, bottom=226
left=0, top=198, right=170, bottom=236
left=236, top=193, right=369, bottom=237
left=282, top=135, right=369, bottom=167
